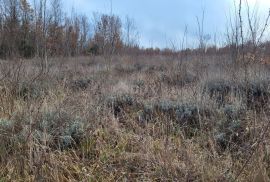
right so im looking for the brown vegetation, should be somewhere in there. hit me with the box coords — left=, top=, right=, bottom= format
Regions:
left=0, top=55, right=269, bottom=181
left=0, top=0, right=270, bottom=181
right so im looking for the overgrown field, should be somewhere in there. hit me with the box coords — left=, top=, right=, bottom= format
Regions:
left=0, top=55, right=270, bottom=181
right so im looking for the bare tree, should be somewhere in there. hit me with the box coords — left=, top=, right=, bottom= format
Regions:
left=226, top=0, right=270, bottom=64
left=92, top=14, right=122, bottom=55
left=196, top=9, right=211, bottom=61
left=47, top=0, right=63, bottom=56
left=123, top=16, right=139, bottom=49
left=79, top=15, right=89, bottom=54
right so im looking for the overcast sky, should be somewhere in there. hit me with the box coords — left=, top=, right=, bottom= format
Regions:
left=63, top=0, right=270, bottom=48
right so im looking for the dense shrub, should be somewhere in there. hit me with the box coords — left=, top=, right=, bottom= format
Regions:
left=203, top=79, right=233, bottom=105
left=138, top=100, right=212, bottom=137
left=0, top=119, right=14, bottom=131
left=133, top=63, right=145, bottom=71
left=69, top=78, right=93, bottom=91
left=137, top=103, right=154, bottom=124
left=114, top=64, right=144, bottom=75
left=222, top=104, right=245, bottom=121
left=38, top=111, right=85, bottom=149
left=204, top=79, right=270, bottom=110
left=244, top=80, right=270, bottom=110
left=0, top=118, right=23, bottom=160
left=88, top=44, right=99, bottom=55
left=145, top=65, right=167, bottom=73
left=214, top=105, right=247, bottom=152
left=175, top=104, right=201, bottom=128
left=161, top=71, right=197, bottom=86
left=16, top=81, right=49, bottom=100
left=0, top=44, right=8, bottom=59
left=214, top=119, right=246, bottom=152
left=106, top=94, right=139, bottom=118
left=0, top=111, right=86, bottom=150
left=18, top=40, right=35, bottom=58
left=133, top=80, right=145, bottom=93
left=0, top=119, right=16, bottom=139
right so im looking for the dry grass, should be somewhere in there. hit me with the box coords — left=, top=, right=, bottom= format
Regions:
left=0, top=55, right=270, bottom=181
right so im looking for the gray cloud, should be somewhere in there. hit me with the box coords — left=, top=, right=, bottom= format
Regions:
left=64, top=0, right=270, bottom=48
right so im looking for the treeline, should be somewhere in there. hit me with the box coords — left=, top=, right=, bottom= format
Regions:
left=0, top=0, right=141, bottom=59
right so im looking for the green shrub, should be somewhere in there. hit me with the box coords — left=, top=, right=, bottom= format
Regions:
left=38, top=111, right=85, bottom=149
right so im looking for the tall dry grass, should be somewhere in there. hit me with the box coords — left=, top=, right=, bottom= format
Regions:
left=0, top=55, right=269, bottom=181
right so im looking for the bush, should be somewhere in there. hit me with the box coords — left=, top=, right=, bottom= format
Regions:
left=0, top=119, right=14, bottom=131
left=244, top=80, right=270, bottom=110
left=222, top=104, right=245, bottom=121
left=214, top=119, right=246, bottom=152
left=69, top=78, right=92, bottom=91
left=145, top=65, right=167, bottom=73
left=114, top=64, right=144, bottom=75
left=38, top=111, right=85, bottom=149
left=204, top=79, right=270, bottom=110
left=0, top=43, right=8, bottom=59
left=175, top=104, right=200, bottom=128
left=214, top=103, right=248, bottom=151
left=18, top=40, right=35, bottom=58
left=88, top=44, right=99, bottom=55
left=133, top=63, right=145, bottom=72
left=106, top=94, right=138, bottom=118
left=137, top=103, right=154, bottom=124
left=16, top=81, right=48, bottom=100
left=203, top=80, right=232, bottom=105
left=161, top=71, right=197, bottom=86
left=0, top=118, right=22, bottom=159
left=151, top=100, right=214, bottom=137
left=133, top=80, right=145, bottom=93
left=139, top=100, right=212, bottom=136
left=153, top=101, right=199, bottom=122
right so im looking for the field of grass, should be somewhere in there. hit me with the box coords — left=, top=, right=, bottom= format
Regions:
left=0, top=55, right=270, bottom=181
